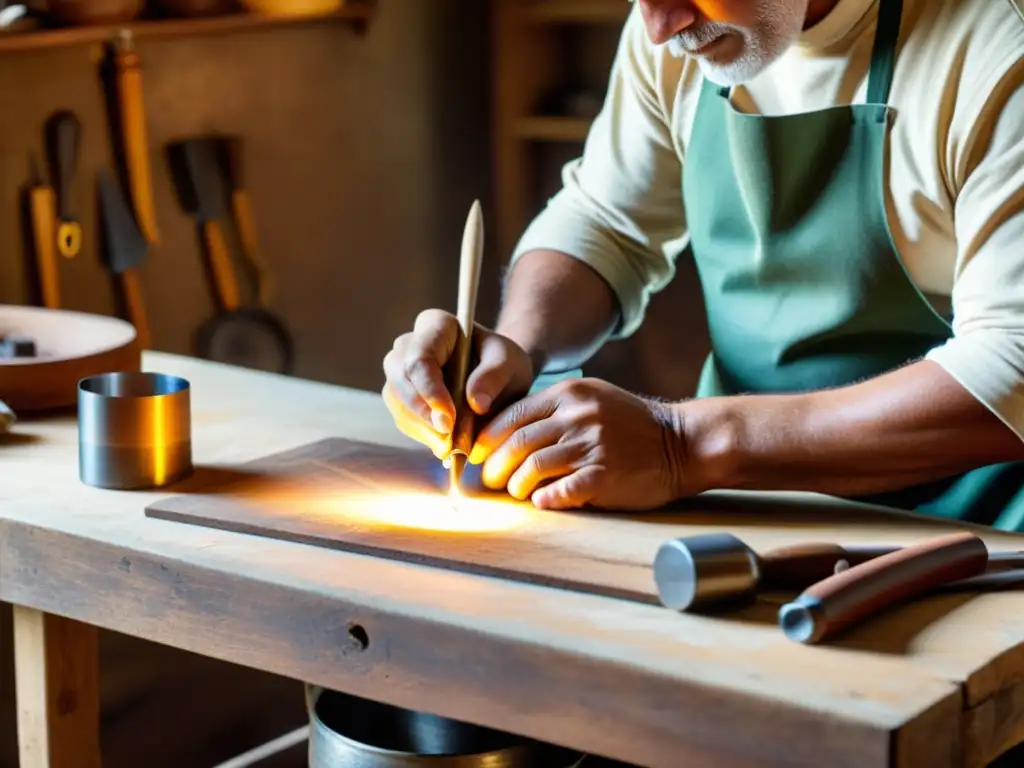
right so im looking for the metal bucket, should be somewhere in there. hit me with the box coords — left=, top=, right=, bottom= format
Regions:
left=306, top=685, right=586, bottom=768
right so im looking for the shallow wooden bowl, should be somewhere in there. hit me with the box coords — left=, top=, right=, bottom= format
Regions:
left=239, top=0, right=343, bottom=17
left=43, top=0, right=145, bottom=25
left=0, top=305, right=140, bottom=413
left=156, top=0, right=237, bottom=17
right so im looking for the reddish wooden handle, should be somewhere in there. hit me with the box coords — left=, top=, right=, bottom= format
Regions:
left=778, top=531, right=989, bottom=644
left=759, top=543, right=900, bottom=591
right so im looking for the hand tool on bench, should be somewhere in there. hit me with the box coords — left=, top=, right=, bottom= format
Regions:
left=24, top=154, right=62, bottom=309
left=98, top=167, right=151, bottom=349
left=108, top=29, right=160, bottom=245
left=778, top=530, right=990, bottom=645
left=44, top=109, right=82, bottom=259
left=654, top=531, right=1024, bottom=614
left=167, top=137, right=293, bottom=374
left=442, top=199, right=485, bottom=495
left=653, top=532, right=901, bottom=612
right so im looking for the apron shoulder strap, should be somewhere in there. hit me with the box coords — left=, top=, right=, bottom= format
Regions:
left=866, top=0, right=904, bottom=104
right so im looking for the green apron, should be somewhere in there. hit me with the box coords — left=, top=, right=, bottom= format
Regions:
left=680, top=0, right=1024, bottom=531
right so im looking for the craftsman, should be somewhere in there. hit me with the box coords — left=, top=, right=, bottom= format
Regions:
left=382, top=0, right=1024, bottom=530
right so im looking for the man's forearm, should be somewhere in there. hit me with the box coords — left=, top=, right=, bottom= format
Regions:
left=684, top=360, right=1024, bottom=496
left=495, top=249, right=620, bottom=374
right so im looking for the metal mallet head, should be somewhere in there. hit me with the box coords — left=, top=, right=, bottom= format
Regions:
left=653, top=532, right=762, bottom=613
left=653, top=533, right=901, bottom=614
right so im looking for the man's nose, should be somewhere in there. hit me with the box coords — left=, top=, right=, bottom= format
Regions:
left=636, top=0, right=699, bottom=44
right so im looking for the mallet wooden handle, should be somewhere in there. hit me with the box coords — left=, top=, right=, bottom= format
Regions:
left=446, top=200, right=484, bottom=461
left=778, top=531, right=989, bottom=645
left=759, top=543, right=900, bottom=591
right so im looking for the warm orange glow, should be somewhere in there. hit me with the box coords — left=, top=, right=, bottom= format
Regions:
left=151, top=398, right=167, bottom=486
left=337, top=490, right=532, bottom=534
left=243, top=479, right=534, bottom=535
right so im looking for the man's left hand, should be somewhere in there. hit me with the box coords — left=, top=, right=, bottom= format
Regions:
left=467, top=378, right=694, bottom=510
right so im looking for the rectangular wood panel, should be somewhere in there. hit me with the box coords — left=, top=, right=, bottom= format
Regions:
left=145, top=438, right=1013, bottom=610
left=145, top=438, right=661, bottom=604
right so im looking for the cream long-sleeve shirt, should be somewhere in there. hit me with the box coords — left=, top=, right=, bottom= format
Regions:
left=512, top=0, right=1024, bottom=439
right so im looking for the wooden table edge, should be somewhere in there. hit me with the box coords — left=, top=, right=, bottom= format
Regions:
left=0, top=517, right=975, bottom=767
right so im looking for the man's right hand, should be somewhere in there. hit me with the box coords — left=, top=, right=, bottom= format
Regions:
left=381, top=308, right=535, bottom=459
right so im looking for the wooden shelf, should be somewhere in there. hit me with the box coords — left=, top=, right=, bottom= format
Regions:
left=520, top=0, right=630, bottom=24
left=515, top=116, right=593, bottom=143
left=0, top=2, right=375, bottom=53
left=494, top=0, right=620, bottom=258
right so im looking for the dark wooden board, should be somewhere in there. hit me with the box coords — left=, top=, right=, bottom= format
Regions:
left=145, top=438, right=661, bottom=604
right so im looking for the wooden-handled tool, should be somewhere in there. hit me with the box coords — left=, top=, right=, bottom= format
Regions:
left=167, top=138, right=241, bottom=311
left=444, top=200, right=485, bottom=492
left=45, top=110, right=82, bottom=259
left=168, top=137, right=294, bottom=374
left=98, top=168, right=151, bottom=349
left=220, top=136, right=275, bottom=307
left=653, top=532, right=902, bottom=612
left=778, top=531, right=990, bottom=645
left=111, top=29, right=160, bottom=245
left=25, top=156, right=61, bottom=309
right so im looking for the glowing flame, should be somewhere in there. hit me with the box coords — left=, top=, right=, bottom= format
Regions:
left=245, top=480, right=533, bottom=535
left=338, top=490, right=531, bottom=533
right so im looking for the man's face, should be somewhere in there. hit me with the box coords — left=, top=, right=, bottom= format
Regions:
left=634, top=0, right=810, bottom=85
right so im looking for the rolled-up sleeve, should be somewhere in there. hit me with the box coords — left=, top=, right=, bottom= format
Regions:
left=925, top=56, right=1024, bottom=440
left=509, top=8, right=689, bottom=339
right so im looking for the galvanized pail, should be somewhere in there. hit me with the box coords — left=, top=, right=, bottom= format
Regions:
left=306, top=685, right=586, bottom=768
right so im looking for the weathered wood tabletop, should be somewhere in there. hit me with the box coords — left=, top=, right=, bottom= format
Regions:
left=4, top=351, right=1024, bottom=768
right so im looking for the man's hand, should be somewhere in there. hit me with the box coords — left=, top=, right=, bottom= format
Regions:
left=467, top=377, right=697, bottom=511
left=382, top=309, right=535, bottom=459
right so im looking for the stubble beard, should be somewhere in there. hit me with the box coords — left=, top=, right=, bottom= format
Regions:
left=667, top=0, right=808, bottom=86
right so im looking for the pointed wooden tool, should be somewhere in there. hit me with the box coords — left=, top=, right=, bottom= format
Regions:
left=445, top=199, right=485, bottom=492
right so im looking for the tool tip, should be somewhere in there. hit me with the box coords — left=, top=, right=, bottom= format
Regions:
left=448, top=453, right=467, bottom=494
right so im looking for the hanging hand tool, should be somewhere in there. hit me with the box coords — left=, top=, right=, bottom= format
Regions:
left=44, top=110, right=82, bottom=259
left=219, top=135, right=276, bottom=307
left=442, top=200, right=485, bottom=495
left=98, top=167, right=151, bottom=349
left=167, top=137, right=293, bottom=373
left=109, top=29, right=160, bottom=245
left=24, top=155, right=61, bottom=309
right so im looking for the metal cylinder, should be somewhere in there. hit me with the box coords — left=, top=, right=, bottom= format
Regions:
left=653, top=532, right=761, bottom=612
left=78, top=371, right=192, bottom=490
left=306, top=686, right=585, bottom=768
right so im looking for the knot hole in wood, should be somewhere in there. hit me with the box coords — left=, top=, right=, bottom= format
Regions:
left=347, top=623, right=369, bottom=651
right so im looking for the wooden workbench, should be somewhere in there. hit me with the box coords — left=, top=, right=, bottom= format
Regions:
left=5, top=351, right=1024, bottom=768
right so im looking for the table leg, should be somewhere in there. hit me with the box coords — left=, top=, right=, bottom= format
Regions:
left=13, top=606, right=101, bottom=768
